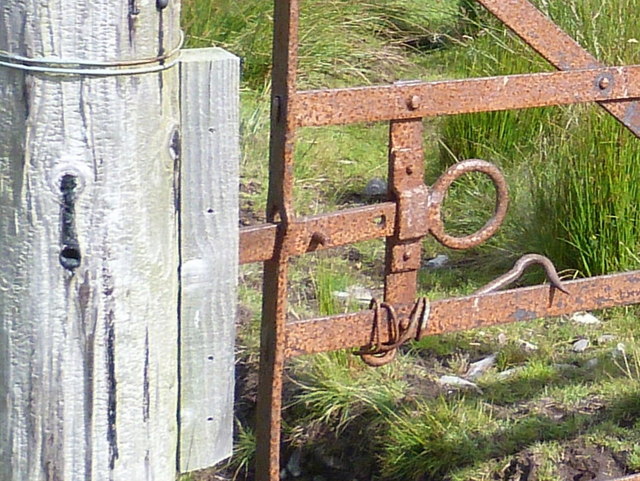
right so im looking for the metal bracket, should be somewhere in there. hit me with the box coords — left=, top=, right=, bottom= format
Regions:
left=397, top=184, right=430, bottom=241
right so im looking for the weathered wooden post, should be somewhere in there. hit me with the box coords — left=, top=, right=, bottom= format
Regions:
left=178, top=48, right=240, bottom=473
left=1, top=2, right=240, bottom=478
left=0, top=1, right=182, bottom=479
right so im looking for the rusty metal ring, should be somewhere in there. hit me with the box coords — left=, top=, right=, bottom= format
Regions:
left=427, top=159, right=509, bottom=250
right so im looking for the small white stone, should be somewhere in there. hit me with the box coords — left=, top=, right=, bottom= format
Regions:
left=332, top=285, right=373, bottom=305
left=570, top=312, right=602, bottom=325
left=438, top=375, right=482, bottom=393
left=286, top=449, right=302, bottom=477
left=572, top=339, right=590, bottom=353
left=497, top=367, right=523, bottom=379
left=347, top=285, right=373, bottom=303
left=423, top=254, right=449, bottom=269
left=497, top=333, right=508, bottom=345
left=584, top=358, right=599, bottom=369
left=363, top=178, right=387, bottom=197
left=466, top=354, right=497, bottom=380
left=597, top=334, right=616, bottom=345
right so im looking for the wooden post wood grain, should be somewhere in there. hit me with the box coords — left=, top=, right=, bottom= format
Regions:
left=0, top=1, right=181, bottom=480
left=178, top=48, right=240, bottom=473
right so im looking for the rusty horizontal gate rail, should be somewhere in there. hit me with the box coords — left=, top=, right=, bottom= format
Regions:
left=291, top=65, right=640, bottom=127
left=238, top=0, right=640, bottom=479
left=284, top=271, right=640, bottom=357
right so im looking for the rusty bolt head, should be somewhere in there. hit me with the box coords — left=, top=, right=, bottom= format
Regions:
left=402, top=252, right=412, bottom=261
left=407, top=95, right=421, bottom=110
left=598, top=76, right=611, bottom=90
left=406, top=165, right=414, bottom=175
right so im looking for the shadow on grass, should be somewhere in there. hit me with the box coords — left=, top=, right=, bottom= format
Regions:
left=382, top=369, right=640, bottom=480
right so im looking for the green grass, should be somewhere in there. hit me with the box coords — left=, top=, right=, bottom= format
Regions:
left=440, top=0, right=640, bottom=275
left=289, top=351, right=407, bottom=433
left=542, top=111, right=640, bottom=275
left=377, top=338, right=640, bottom=480
left=184, top=0, right=467, bottom=223
left=284, top=306, right=640, bottom=480
left=182, top=0, right=465, bottom=90
left=379, top=397, right=500, bottom=479
left=226, top=422, right=257, bottom=479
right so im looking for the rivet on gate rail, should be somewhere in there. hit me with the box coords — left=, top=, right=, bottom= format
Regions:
left=597, top=73, right=613, bottom=91
left=407, top=95, right=421, bottom=110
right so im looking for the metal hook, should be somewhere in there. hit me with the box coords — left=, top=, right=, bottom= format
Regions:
left=474, top=254, right=569, bottom=295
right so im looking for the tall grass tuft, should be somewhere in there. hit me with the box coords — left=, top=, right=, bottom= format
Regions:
left=290, top=351, right=406, bottom=434
left=542, top=110, right=640, bottom=275
left=182, top=0, right=465, bottom=89
left=440, top=0, right=640, bottom=275
left=225, top=422, right=257, bottom=479
left=290, top=261, right=407, bottom=433
left=379, top=398, right=498, bottom=479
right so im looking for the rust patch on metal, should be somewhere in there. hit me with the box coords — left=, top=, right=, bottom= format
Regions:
left=254, top=0, right=299, bottom=479
left=383, top=119, right=424, bottom=304
left=292, top=66, right=640, bottom=127
left=240, top=203, right=396, bottom=264
left=396, top=185, right=429, bottom=241
left=284, top=271, right=640, bottom=357
left=240, top=223, right=278, bottom=264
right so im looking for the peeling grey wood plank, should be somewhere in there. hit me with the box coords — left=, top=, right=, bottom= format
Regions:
left=178, top=48, right=240, bottom=473
left=0, top=1, right=181, bottom=480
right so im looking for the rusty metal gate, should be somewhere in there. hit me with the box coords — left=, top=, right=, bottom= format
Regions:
left=238, top=1, right=640, bottom=479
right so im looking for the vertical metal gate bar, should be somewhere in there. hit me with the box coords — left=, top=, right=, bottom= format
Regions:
left=255, top=0, right=300, bottom=479
left=255, top=257, right=290, bottom=480
left=265, top=0, right=300, bottom=224
left=384, top=119, right=426, bottom=304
